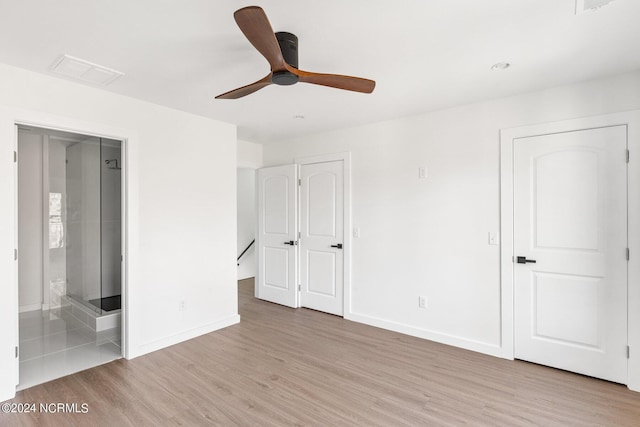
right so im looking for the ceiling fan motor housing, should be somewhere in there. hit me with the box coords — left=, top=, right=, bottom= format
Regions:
left=272, top=32, right=299, bottom=85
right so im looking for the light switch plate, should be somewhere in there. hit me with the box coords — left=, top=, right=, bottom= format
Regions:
left=488, top=232, right=499, bottom=246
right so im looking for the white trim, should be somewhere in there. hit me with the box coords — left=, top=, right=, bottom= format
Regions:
left=499, top=130, right=515, bottom=360
left=346, top=311, right=504, bottom=358
left=13, top=124, right=19, bottom=388
left=500, top=110, right=640, bottom=391
left=295, top=152, right=352, bottom=317
left=136, top=314, right=240, bottom=357
left=254, top=169, right=259, bottom=300
left=120, top=136, right=131, bottom=359
left=296, top=162, right=301, bottom=307
left=295, top=152, right=351, bottom=166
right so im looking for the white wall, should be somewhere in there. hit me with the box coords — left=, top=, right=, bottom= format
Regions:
left=237, top=168, right=256, bottom=280
left=236, top=139, right=262, bottom=280
left=0, top=63, right=239, bottom=401
left=237, top=139, right=263, bottom=169
left=263, top=71, right=640, bottom=357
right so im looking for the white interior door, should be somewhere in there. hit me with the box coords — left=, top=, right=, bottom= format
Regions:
left=513, top=125, right=628, bottom=383
left=300, top=161, right=344, bottom=316
left=256, top=165, right=298, bottom=308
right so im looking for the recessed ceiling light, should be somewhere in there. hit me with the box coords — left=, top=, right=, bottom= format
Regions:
left=490, top=62, right=511, bottom=71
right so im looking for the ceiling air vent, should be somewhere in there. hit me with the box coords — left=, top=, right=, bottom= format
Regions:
left=50, top=54, right=124, bottom=86
left=575, top=0, right=617, bottom=14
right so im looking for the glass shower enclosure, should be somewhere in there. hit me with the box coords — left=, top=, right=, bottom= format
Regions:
left=50, top=135, right=122, bottom=314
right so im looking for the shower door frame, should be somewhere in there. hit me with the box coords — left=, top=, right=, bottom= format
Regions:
left=12, top=114, right=134, bottom=382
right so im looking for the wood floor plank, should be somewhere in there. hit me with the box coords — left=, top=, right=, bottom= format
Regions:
left=2, top=277, right=640, bottom=426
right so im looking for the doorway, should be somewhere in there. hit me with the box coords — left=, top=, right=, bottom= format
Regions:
left=500, top=114, right=636, bottom=386
left=237, top=167, right=257, bottom=280
left=16, top=125, right=123, bottom=390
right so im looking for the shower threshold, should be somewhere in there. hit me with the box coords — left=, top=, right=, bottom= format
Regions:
left=62, top=295, right=121, bottom=332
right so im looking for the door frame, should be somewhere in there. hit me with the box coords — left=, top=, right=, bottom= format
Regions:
left=499, top=110, right=640, bottom=391
left=15, top=120, right=129, bottom=346
left=295, top=152, right=351, bottom=316
left=8, top=110, right=137, bottom=388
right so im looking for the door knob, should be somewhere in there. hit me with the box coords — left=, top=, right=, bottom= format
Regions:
left=516, top=256, right=536, bottom=264
left=330, top=243, right=343, bottom=249
left=284, top=240, right=296, bottom=246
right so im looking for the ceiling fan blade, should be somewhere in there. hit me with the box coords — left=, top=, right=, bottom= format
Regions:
left=234, top=6, right=287, bottom=72
left=215, top=74, right=273, bottom=99
left=289, top=65, right=376, bottom=94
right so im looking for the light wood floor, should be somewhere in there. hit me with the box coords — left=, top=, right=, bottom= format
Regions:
left=3, top=278, right=640, bottom=426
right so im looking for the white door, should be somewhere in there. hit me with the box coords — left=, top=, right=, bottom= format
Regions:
left=300, top=161, right=344, bottom=316
left=513, top=125, right=627, bottom=383
left=256, top=165, right=298, bottom=308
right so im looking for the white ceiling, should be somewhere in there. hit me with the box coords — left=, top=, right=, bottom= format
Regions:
left=0, top=0, right=639, bottom=143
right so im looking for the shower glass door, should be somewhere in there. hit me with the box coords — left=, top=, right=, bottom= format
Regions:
left=100, top=139, right=122, bottom=312
left=62, top=137, right=122, bottom=313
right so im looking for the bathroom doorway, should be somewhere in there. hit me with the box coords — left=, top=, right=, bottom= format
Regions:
left=16, top=125, right=123, bottom=390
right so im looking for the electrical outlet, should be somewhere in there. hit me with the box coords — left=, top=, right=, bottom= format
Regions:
left=353, top=227, right=360, bottom=238
left=178, top=300, right=185, bottom=311
left=418, top=166, right=427, bottom=179
left=418, top=296, right=427, bottom=309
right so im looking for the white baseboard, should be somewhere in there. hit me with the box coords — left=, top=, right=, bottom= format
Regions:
left=131, top=314, right=241, bottom=359
left=346, top=311, right=505, bottom=359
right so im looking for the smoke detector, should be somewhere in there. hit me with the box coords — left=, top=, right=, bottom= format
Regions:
left=50, top=54, right=124, bottom=86
left=575, top=0, right=617, bottom=14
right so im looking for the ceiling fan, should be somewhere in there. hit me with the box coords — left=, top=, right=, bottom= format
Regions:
left=215, top=6, right=376, bottom=99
